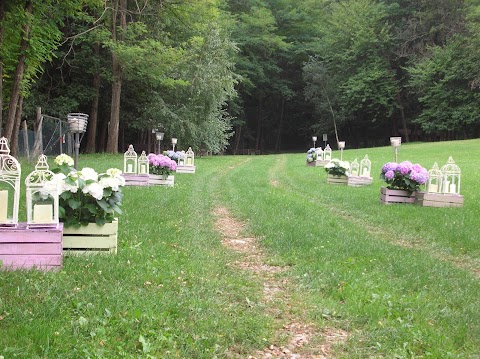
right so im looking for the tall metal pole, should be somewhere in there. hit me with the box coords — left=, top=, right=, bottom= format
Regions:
left=74, top=132, right=80, bottom=169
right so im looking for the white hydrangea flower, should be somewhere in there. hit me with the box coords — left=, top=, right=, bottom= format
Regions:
left=80, top=167, right=98, bottom=182
left=54, top=154, right=74, bottom=167
left=106, top=168, right=122, bottom=177
left=83, top=182, right=104, bottom=200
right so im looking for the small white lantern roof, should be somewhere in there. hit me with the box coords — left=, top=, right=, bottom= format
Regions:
left=441, top=156, right=461, bottom=174
left=0, top=137, right=21, bottom=226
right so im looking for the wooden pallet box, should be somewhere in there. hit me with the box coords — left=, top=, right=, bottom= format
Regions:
left=0, top=223, right=63, bottom=271
left=348, top=176, right=373, bottom=187
left=122, top=173, right=149, bottom=186
left=380, top=187, right=416, bottom=204
left=306, top=160, right=316, bottom=167
left=148, top=174, right=175, bottom=187
left=416, top=192, right=464, bottom=207
left=176, top=165, right=196, bottom=174
left=62, top=219, right=118, bottom=255
left=327, top=174, right=348, bottom=185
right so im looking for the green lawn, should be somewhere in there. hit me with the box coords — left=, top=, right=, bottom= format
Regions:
left=1, top=139, right=480, bottom=358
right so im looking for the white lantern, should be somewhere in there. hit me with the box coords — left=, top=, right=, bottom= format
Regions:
left=440, top=157, right=461, bottom=195
left=137, top=151, right=149, bottom=175
left=426, top=163, right=443, bottom=193
left=390, top=136, right=402, bottom=162
left=350, top=158, right=359, bottom=176
left=315, top=147, right=323, bottom=161
left=185, top=147, right=195, bottom=166
left=178, top=151, right=186, bottom=166
left=25, top=155, right=59, bottom=228
left=360, top=155, right=372, bottom=177
left=124, top=144, right=137, bottom=174
left=323, top=144, right=332, bottom=161
left=0, top=137, right=21, bottom=226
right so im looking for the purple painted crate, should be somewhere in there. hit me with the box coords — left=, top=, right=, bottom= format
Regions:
left=122, top=174, right=149, bottom=186
left=0, top=223, right=63, bottom=271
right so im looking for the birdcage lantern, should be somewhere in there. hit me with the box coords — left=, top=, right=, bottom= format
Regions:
left=177, top=151, right=186, bottom=166
left=425, top=163, right=443, bottom=193
left=0, top=137, right=21, bottom=227
left=440, top=157, right=461, bottom=194
left=25, top=155, right=59, bottom=228
left=315, top=147, right=323, bottom=161
left=124, top=145, right=137, bottom=174
left=323, top=144, right=332, bottom=161
left=185, top=147, right=195, bottom=166
left=137, top=151, right=149, bottom=175
left=360, top=155, right=372, bottom=177
left=350, top=158, right=359, bottom=176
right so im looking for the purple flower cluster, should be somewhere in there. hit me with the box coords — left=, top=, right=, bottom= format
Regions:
left=147, top=153, right=177, bottom=171
left=380, top=160, right=429, bottom=191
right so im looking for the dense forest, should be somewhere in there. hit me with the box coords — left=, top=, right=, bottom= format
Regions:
left=1, top=0, right=479, bottom=155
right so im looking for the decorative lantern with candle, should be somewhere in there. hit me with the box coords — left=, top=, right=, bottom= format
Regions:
left=390, top=136, right=402, bottom=162
left=360, top=155, right=372, bottom=178
left=185, top=147, right=195, bottom=166
left=138, top=151, right=149, bottom=175
left=323, top=144, right=332, bottom=161
left=25, top=155, right=59, bottom=228
left=440, top=157, right=461, bottom=195
left=350, top=159, right=359, bottom=176
left=178, top=151, right=186, bottom=166
left=155, top=130, right=164, bottom=153
left=426, top=163, right=443, bottom=193
left=315, top=147, right=324, bottom=161
left=67, top=113, right=88, bottom=169
left=171, top=138, right=177, bottom=152
left=338, top=141, right=345, bottom=161
left=0, top=137, right=21, bottom=227
left=124, top=144, right=137, bottom=174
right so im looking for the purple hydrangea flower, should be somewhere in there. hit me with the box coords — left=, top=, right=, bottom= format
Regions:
left=384, top=170, right=395, bottom=180
left=382, top=162, right=397, bottom=173
left=398, top=161, right=413, bottom=176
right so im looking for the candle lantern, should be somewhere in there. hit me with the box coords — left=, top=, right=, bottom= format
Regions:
left=137, top=151, right=149, bottom=175
left=440, top=157, right=461, bottom=194
left=67, top=113, right=88, bottom=169
left=350, top=159, right=359, bottom=176
left=171, top=138, right=177, bottom=152
left=390, top=136, right=402, bottom=162
left=426, top=163, right=443, bottom=193
left=315, top=147, right=324, bottom=161
left=185, top=147, right=195, bottom=166
left=323, top=144, right=332, bottom=161
left=124, top=144, right=137, bottom=174
left=178, top=151, right=186, bottom=166
left=25, top=155, right=59, bottom=228
left=360, top=155, right=372, bottom=177
left=0, top=137, right=21, bottom=226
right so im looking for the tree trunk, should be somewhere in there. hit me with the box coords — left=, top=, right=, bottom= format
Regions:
left=234, top=125, right=242, bottom=155
left=10, top=96, right=23, bottom=157
left=274, top=98, right=285, bottom=152
left=3, top=0, right=32, bottom=144
left=397, top=92, right=409, bottom=142
left=85, top=43, right=101, bottom=153
left=106, top=0, right=127, bottom=154
left=255, top=97, right=262, bottom=152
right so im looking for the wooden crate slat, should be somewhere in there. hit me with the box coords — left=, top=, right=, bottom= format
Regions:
left=380, top=187, right=416, bottom=204
left=0, top=242, right=61, bottom=255
left=176, top=166, right=196, bottom=173
left=1, top=254, right=62, bottom=266
left=63, top=235, right=117, bottom=249
left=327, top=174, right=348, bottom=184
left=63, top=220, right=117, bottom=236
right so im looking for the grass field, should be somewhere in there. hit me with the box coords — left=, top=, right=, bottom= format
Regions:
left=1, top=139, right=479, bottom=358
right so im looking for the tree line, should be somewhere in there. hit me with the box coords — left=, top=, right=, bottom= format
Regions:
left=1, top=0, right=479, bottom=155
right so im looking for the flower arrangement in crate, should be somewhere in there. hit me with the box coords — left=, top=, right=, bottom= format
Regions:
left=147, top=153, right=177, bottom=179
left=380, top=161, right=428, bottom=193
left=324, top=159, right=350, bottom=176
left=306, top=148, right=317, bottom=163
left=164, top=150, right=184, bottom=163
left=52, top=154, right=125, bottom=227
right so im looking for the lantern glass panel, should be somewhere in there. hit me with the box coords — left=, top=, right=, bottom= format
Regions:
left=360, top=155, right=372, bottom=177
left=124, top=145, right=138, bottom=174
left=138, top=151, right=149, bottom=175
left=350, top=159, right=359, bottom=176
left=440, top=156, right=461, bottom=194
left=0, top=137, right=21, bottom=226
left=186, top=147, right=195, bottom=166
left=315, top=147, right=323, bottom=161
left=426, top=163, right=442, bottom=193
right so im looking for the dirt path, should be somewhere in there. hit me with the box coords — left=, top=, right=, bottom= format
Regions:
left=213, top=207, right=347, bottom=359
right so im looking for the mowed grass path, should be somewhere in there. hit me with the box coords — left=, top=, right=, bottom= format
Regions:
left=1, top=139, right=479, bottom=358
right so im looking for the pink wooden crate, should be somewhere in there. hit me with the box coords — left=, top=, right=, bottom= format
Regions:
left=122, top=174, right=149, bottom=186
left=0, top=223, right=63, bottom=271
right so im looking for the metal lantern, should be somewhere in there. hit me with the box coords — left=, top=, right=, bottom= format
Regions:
left=315, top=147, right=324, bottom=161
left=323, top=144, right=332, bottom=161
left=441, top=156, right=461, bottom=194
left=338, top=141, right=345, bottom=160
left=25, top=155, right=59, bottom=228
left=350, top=158, right=359, bottom=176
left=390, top=136, right=402, bottom=162
left=67, top=113, right=89, bottom=169
left=178, top=151, right=186, bottom=166
left=426, top=163, right=443, bottom=194
left=360, top=155, right=372, bottom=177
left=185, top=147, right=195, bottom=166
left=138, top=151, right=149, bottom=175
left=171, top=138, right=177, bottom=151
left=155, top=130, right=164, bottom=153
left=312, top=136, right=317, bottom=148
left=0, top=137, right=21, bottom=227
left=124, top=144, right=137, bottom=174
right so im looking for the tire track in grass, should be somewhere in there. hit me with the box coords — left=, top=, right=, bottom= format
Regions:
left=213, top=206, right=347, bottom=359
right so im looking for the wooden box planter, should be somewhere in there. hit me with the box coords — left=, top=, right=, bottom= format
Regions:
left=0, top=223, right=63, bottom=271
left=327, top=174, right=348, bottom=185
left=348, top=176, right=373, bottom=187
left=176, top=165, right=196, bottom=174
left=307, top=160, right=330, bottom=167
left=306, top=160, right=316, bottom=167
left=62, top=219, right=118, bottom=255
left=416, top=192, right=464, bottom=207
left=148, top=174, right=175, bottom=187
left=122, top=173, right=149, bottom=186
left=380, top=187, right=416, bottom=204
